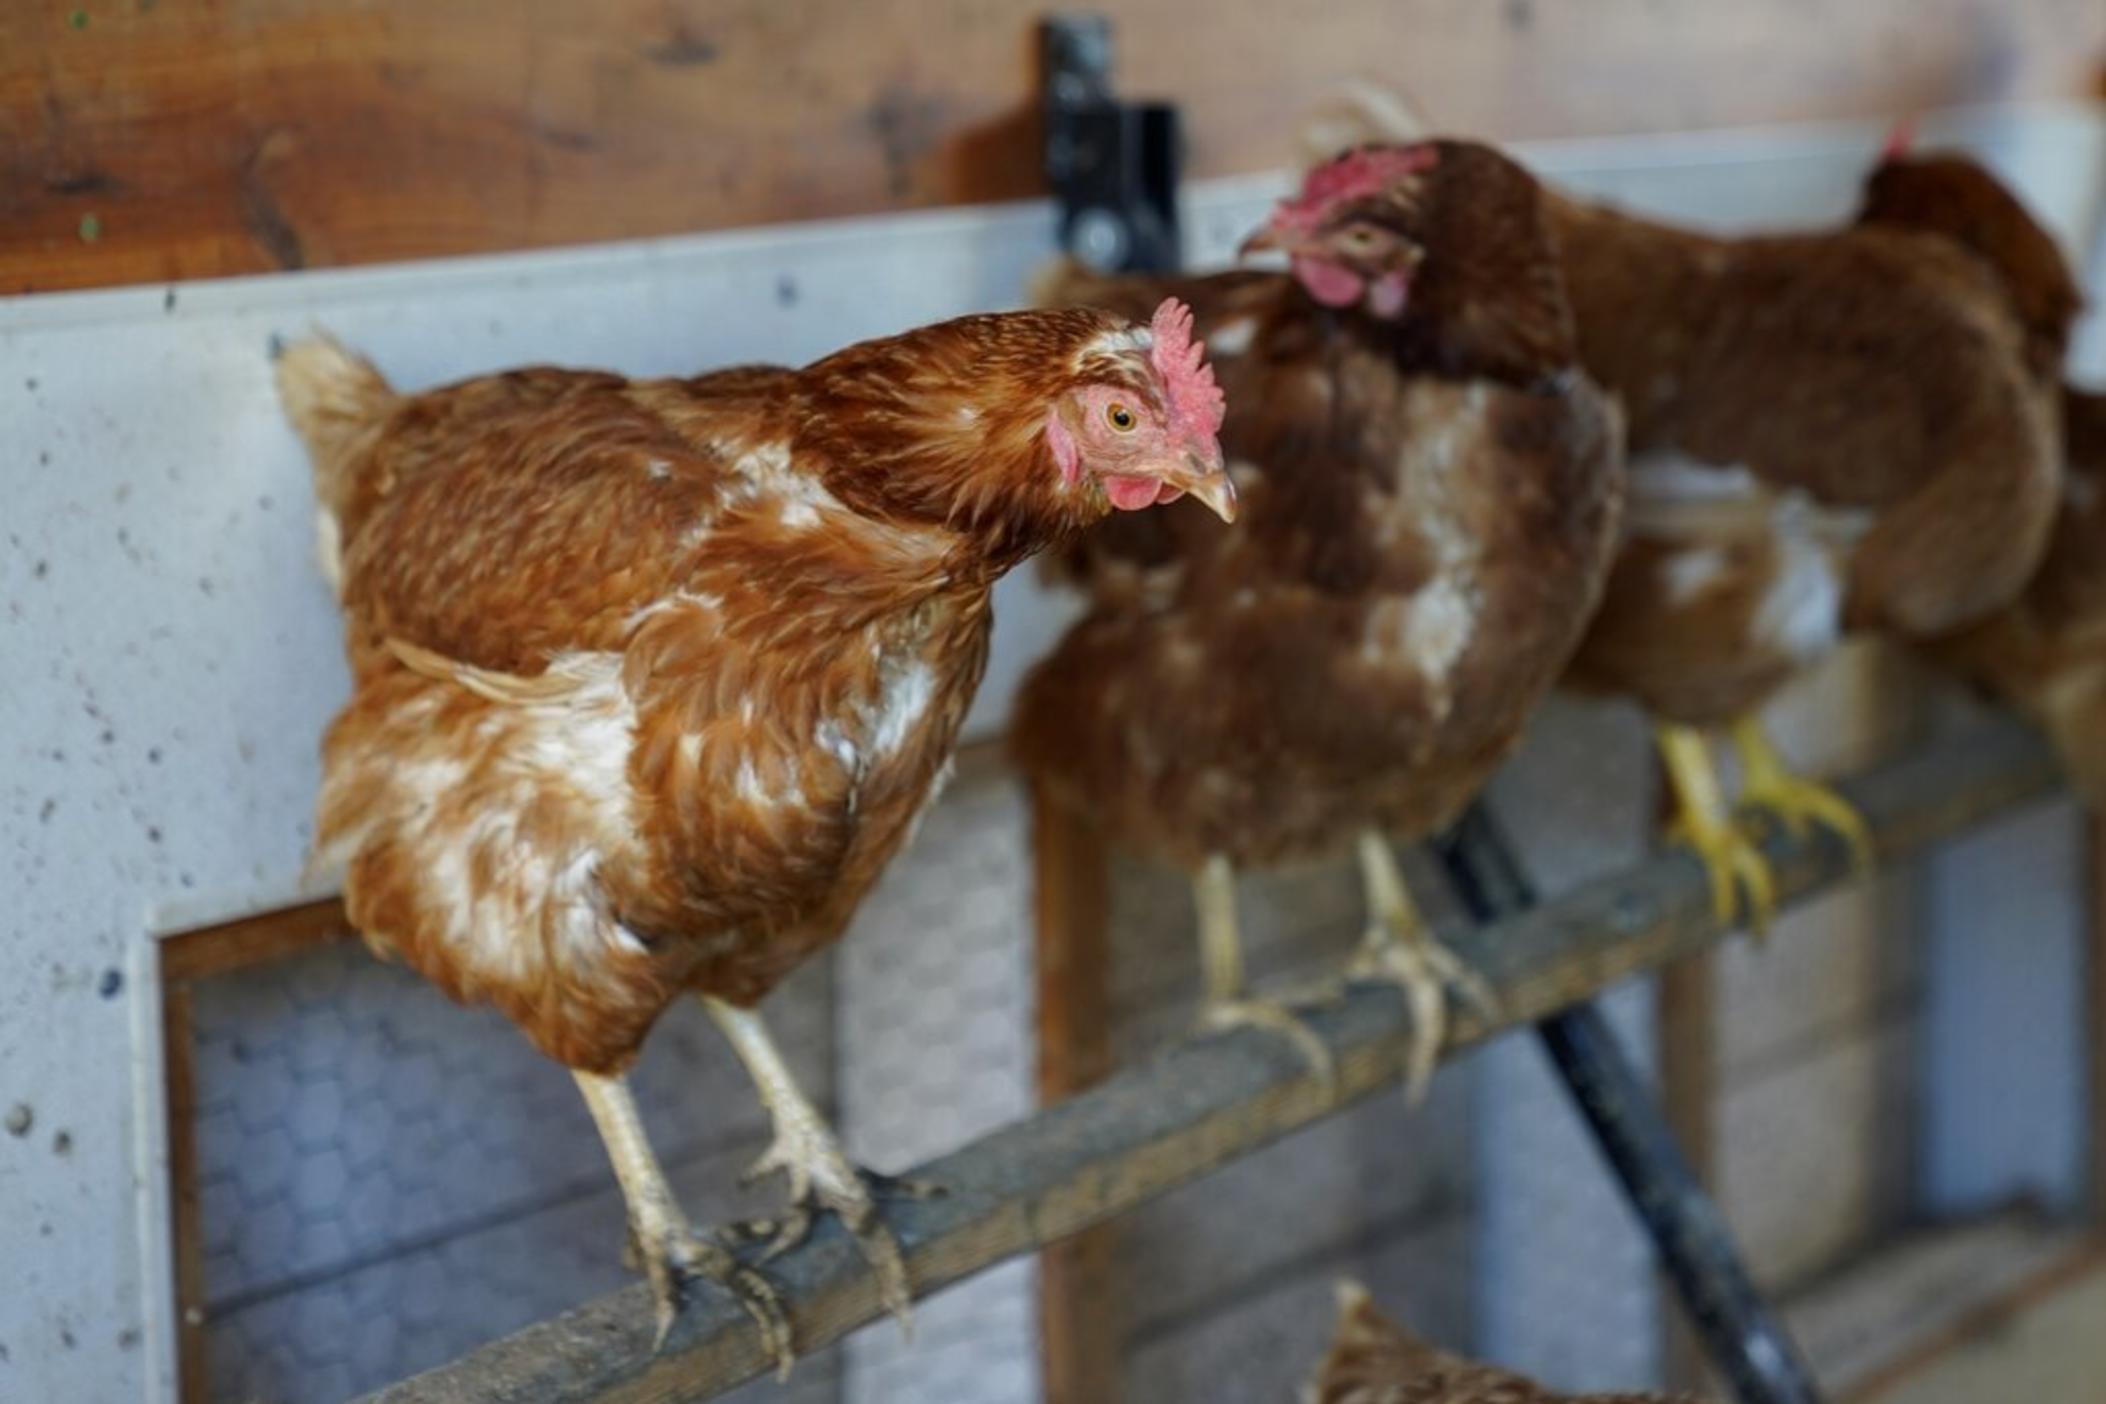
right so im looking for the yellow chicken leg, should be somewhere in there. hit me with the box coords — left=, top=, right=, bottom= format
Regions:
left=1730, top=716, right=1873, bottom=870
left=1348, top=831, right=1499, bottom=1105
left=1192, top=854, right=1337, bottom=1092
left=1658, top=723, right=1776, bottom=935
left=573, top=1069, right=795, bottom=1372
left=702, top=998, right=923, bottom=1340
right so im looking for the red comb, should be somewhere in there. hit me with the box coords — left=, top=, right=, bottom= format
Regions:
left=1149, top=298, right=1226, bottom=444
left=1881, top=117, right=1917, bottom=162
left=1269, top=144, right=1441, bottom=235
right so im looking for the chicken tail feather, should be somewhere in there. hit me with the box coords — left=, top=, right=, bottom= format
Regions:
left=276, top=333, right=396, bottom=513
left=275, top=332, right=397, bottom=598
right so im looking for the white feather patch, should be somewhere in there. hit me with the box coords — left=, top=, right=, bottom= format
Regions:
left=1207, top=319, right=1257, bottom=357
left=1077, top=326, right=1151, bottom=363
left=314, top=509, right=345, bottom=598
left=1662, top=545, right=1731, bottom=604
left=869, top=659, right=935, bottom=757
left=1753, top=513, right=1844, bottom=663
left=1360, top=383, right=1490, bottom=700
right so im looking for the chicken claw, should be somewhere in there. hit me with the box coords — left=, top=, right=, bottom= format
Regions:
left=1196, top=994, right=1338, bottom=1092
left=637, top=1221, right=794, bottom=1370
left=1658, top=723, right=1777, bottom=936
left=705, top=997, right=917, bottom=1335
left=1191, top=855, right=1338, bottom=1094
left=1350, top=832, right=1499, bottom=1103
left=1673, top=815, right=1777, bottom=935
left=730, top=1117, right=916, bottom=1329
left=1731, top=717, right=1874, bottom=870
left=725, top=1161, right=941, bottom=1265
left=573, top=1070, right=794, bottom=1374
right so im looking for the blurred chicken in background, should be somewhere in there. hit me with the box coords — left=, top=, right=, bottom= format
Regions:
left=1017, top=139, right=1624, bottom=1098
left=1552, top=135, right=2074, bottom=929
left=1304, top=1280, right=1700, bottom=1404
left=1924, top=385, right=2106, bottom=799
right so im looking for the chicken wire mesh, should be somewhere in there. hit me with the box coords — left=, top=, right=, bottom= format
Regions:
left=834, top=767, right=1043, bottom=1404
left=190, top=936, right=836, bottom=1404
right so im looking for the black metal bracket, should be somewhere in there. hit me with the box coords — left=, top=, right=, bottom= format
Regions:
left=1040, top=14, right=1183, bottom=274
left=1431, top=802, right=1826, bottom=1404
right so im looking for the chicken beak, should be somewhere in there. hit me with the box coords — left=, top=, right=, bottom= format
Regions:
left=1170, top=449, right=1238, bottom=523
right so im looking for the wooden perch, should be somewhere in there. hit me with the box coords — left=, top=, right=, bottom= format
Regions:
left=361, top=718, right=2061, bottom=1404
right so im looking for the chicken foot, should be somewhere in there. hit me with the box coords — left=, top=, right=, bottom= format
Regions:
left=703, top=997, right=917, bottom=1335
left=1348, top=831, right=1499, bottom=1104
left=1191, top=854, right=1338, bottom=1092
left=572, top=1069, right=795, bottom=1372
left=1730, top=716, right=1873, bottom=870
left=1657, top=723, right=1776, bottom=934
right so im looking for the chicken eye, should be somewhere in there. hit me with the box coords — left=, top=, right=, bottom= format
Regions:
left=1341, top=225, right=1381, bottom=250
left=1105, top=402, right=1138, bottom=432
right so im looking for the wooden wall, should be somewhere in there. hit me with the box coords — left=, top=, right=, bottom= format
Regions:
left=2, top=0, right=2102, bottom=294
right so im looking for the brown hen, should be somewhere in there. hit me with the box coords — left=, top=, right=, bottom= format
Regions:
left=274, top=305, right=1233, bottom=1364
left=1306, top=1281, right=1701, bottom=1404
left=1555, top=140, right=2071, bottom=928
left=1925, top=385, right=2106, bottom=798
left=1015, top=140, right=1624, bottom=1096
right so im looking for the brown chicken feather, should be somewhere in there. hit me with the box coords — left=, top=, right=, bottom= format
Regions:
left=1551, top=143, right=2072, bottom=927
left=275, top=305, right=1232, bottom=1357
left=1015, top=140, right=1623, bottom=1092
left=1306, top=1281, right=1700, bottom=1404
left=1925, top=386, right=2106, bottom=800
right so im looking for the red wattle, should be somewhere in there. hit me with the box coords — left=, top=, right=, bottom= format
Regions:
left=1292, top=256, right=1365, bottom=308
left=1104, top=475, right=1164, bottom=511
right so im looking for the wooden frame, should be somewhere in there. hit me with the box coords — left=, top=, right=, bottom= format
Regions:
left=1030, top=786, right=1121, bottom=1404
left=151, top=900, right=353, bottom=1404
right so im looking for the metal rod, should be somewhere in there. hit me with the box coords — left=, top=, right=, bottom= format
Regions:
left=360, top=720, right=2056, bottom=1404
left=1433, top=801, right=1825, bottom=1404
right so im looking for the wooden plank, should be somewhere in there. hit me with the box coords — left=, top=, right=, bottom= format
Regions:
left=1029, top=783, right=1122, bottom=1404
left=3, top=0, right=2102, bottom=295
left=1651, top=755, right=1719, bottom=1393
left=159, top=897, right=351, bottom=982
left=1658, top=948, right=1719, bottom=1394
left=1836, top=1237, right=2106, bottom=1403
left=2089, top=813, right=2106, bottom=1218
left=1778, top=1208, right=2095, bottom=1397
left=356, top=718, right=2062, bottom=1404
left=162, top=980, right=208, bottom=1404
